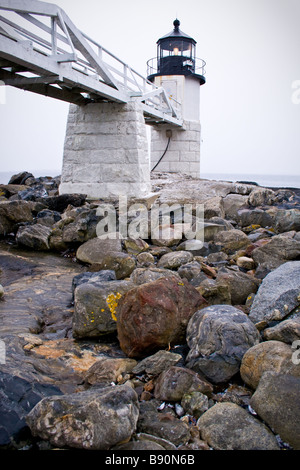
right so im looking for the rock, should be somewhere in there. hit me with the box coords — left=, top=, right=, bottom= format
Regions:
left=216, top=384, right=252, bottom=407
left=0, top=370, right=62, bottom=446
left=76, top=237, right=122, bottom=263
left=264, top=318, right=300, bottom=343
left=0, top=200, right=34, bottom=235
left=124, top=238, right=149, bottom=254
left=116, top=276, right=207, bottom=358
left=157, top=251, right=193, bottom=270
left=8, top=171, right=34, bottom=185
left=240, top=340, right=300, bottom=389
left=73, top=279, right=134, bottom=338
left=0, top=284, right=4, bottom=298
left=238, top=208, right=274, bottom=228
left=204, top=196, right=225, bottom=219
left=186, top=305, right=260, bottom=384
left=223, top=194, right=249, bottom=221
left=248, top=188, right=276, bottom=207
left=84, top=357, right=137, bottom=385
left=177, top=261, right=207, bottom=287
left=236, top=256, right=255, bottom=270
left=26, top=384, right=139, bottom=450
left=72, top=270, right=117, bottom=298
left=197, top=402, right=279, bottom=450
left=133, top=433, right=176, bottom=450
left=154, top=366, right=213, bottom=401
left=137, top=400, right=190, bottom=447
left=250, top=372, right=300, bottom=450
left=216, top=267, right=260, bottom=305
left=151, top=224, right=182, bottom=247
left=16, top=224, right=52, bottom=250
left=274, top=209, right=300, bottom=233
left=62, top=209, right=100, bottom=243
left=132, top=350, right=182, bottom=376
left=197, top=278, right=231, bottom=305
left=181, top=391, right=209, bottom=418
left=36, top=209, right=61, bottom=227
left=42, top=194, right=86, bottom=212
left=213, top=229, right=251, bottom=254
left=251, top=235, right=300, bottom=271
left=176, top=239, right=210, bottom=256
left=130, top=267, right=181, bottom=285
left=249, top=261, right=300, bottom=325
left=136, top=252, right=155, bottom=267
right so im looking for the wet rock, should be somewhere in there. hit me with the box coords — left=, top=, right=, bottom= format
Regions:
left=0, top=370, right=62, bottom=446
left=181, top=391, right=209, bottom=419
left=116, top=276, right=207, bottom=358
left=197, top=402, right=279, bottom=450
left=84, top=357, right=137, bottom=385
left=154, top=366, right=213, bottom=401
left=186, top=305, right=260, bottom=384
left=26, top=384, right=139, bottom=450
left=130, top=267, right=181, bottom=285
left=264, top=318, right=300, bottom=343
left=213, top=229, right=251, bottom=254
left=137, top=400, right=190, bottom=447
left=240, top=340, right=300, bottom=389
left=157, top=251, right=193, bottom=270
left=249, top=261, right=300, bottom=325
left=16, top=224, right=52, bottom=251
left=132, top=350, right=182, bottom=376
left=250, top=372, right=300, bottom=450
left=73, top=279, right=134, bottom=338
left=251, top=235, right=300, bottom=271
left=216, top=267, right=260, bottom=305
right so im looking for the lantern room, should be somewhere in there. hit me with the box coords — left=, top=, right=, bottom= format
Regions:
left=147, top=19, right=205, bottom=85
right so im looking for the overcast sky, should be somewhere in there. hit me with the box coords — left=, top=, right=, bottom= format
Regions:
left=0, top=0, right=299, bottom=179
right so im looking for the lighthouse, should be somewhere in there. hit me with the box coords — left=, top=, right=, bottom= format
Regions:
left=147, top=19, right=206, bottom=177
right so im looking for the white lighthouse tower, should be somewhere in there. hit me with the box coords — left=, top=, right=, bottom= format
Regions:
left=147, top=19, right=206, bottom=177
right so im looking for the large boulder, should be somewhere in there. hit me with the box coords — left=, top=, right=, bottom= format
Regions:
left=249, top=261, right=300, bottom=325
left=250, top=372, right=300, bottom=450
left=240, top=340, right=300, bottom=389
left=186, top=305, right=260, bottom=383
left=73, top=279, right=134, bottom=338
left=26, top=384, right=139, bottom=450
left=197, top=402, right=279, bottom=450
left=116, top=276, right=207, bottom=358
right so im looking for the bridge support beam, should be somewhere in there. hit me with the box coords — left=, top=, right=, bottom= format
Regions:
left=150, top=121, right=201, bottom=178
left=59, top=101, right=151, bottom=199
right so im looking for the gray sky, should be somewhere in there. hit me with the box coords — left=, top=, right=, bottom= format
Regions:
left=0, top=0, right=299, bottom=177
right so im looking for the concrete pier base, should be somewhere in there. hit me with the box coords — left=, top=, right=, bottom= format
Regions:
left=59, top=101, right=151, bottom=199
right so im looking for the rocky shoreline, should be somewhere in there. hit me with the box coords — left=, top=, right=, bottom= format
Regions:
left=0, top=170, right=300, bottom=451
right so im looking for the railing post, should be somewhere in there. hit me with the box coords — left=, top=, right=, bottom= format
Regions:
left=51, top=16, right=57, bottom=55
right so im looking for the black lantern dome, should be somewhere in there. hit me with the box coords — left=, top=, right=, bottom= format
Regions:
left=147, top=19, right=206, bottom=85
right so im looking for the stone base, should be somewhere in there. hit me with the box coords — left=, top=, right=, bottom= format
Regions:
left=151, top=121, right=201, bottom=178
left=60, top=101, right=151, bottom=199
